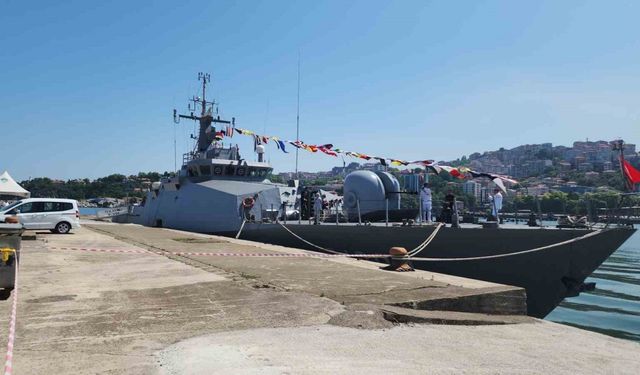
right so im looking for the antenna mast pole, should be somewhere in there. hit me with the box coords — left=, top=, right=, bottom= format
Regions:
left=613, top=139, right=633, bottom=192
left=295, top=51, right=300, bottom=179
left=199, top=72, right=208, bottom=116
left=173, top=72, right=231, bottom=154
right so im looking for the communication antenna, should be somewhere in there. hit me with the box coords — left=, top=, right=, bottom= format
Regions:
left=174, top=72, right=232, bottom=154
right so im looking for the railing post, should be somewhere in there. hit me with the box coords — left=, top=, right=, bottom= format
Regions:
left=357, top=198, right=362, bottom=225
left=418, top=195, right=423, bottom=224
left=491, top=198, right=498, bottom=224
left=536, top=196, right=542, bottom=226
left=335, top=203, right=339, bottom=225
left=283, top=202, right=287, bottom=224
left=385, top=198, right=389, bottom=227
left=452, top=198, right=460, bottom=228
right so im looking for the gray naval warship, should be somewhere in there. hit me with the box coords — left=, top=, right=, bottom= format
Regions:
left=118, top=73, right=636, bottom=318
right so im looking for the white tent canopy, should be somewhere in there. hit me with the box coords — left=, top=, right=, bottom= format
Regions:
left=0, top=171, right=30, bottom=198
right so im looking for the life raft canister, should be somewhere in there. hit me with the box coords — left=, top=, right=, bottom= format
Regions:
left=242, top=197, right=255, bottom=208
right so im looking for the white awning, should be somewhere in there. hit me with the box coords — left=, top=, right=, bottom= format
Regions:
left=0, top=171, right=30, bottom=198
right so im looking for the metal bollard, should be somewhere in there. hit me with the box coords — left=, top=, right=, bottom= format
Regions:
left=388, top=247, right=413, bottom=272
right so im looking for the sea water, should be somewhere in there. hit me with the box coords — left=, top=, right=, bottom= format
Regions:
left=546, top=225, right=640, bottom=342
left=79, top=207, right=104, bottom=216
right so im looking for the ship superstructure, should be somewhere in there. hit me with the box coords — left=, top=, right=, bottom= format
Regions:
left=134, top=73, right=285, bottom=232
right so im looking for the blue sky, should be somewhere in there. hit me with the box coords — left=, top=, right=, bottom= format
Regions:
left=1, top=0, right=639, bottom=181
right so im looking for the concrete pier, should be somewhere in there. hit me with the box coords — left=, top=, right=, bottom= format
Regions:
left=0, top=223, right=638, bottom=374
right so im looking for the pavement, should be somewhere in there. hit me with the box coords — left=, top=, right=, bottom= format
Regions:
left=0, top=223, right=638, bottom=374
left=157, top=324, right=640, bottom=375
left=84, top=223, right=527, bottom=315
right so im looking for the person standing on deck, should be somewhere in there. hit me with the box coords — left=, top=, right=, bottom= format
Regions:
left=420, top=183, right=432, bottom=223
left=313, top=193, right=323, bottom=225
left=490, top=188, right=503, bottom=222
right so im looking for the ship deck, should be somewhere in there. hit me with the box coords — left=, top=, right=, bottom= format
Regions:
left=281, top=220, right=595, bottom=230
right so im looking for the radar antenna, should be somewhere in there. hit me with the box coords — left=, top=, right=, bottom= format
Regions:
left=173, top=72, right=233, bottom=153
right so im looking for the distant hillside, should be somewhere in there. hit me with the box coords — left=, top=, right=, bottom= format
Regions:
left=20, top=172, right=175, bottom=200
left=448, top=139, right=639, bottom=190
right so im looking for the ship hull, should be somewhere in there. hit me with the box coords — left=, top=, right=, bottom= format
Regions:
left=223, top=223, right=635, bottom=318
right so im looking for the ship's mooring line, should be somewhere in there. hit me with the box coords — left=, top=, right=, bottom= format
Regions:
left=2, top=248, right=18, bottom=375
left=47, top=227, right=604, bottom=262
left=407, top=223, right=444, bottom=257
left=277, top=223, right=345, bottom=255
left=277, top=221, right=442, bottom=258
left=407, top=229, right=603, bottom=262
left=46, top=246, right=392, bottom=258
left=235, top=219, right=247, bottom=239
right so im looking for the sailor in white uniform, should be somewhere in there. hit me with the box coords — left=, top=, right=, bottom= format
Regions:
left=313, top=193, right=323, bottom=225
left=420, top=183, right=432, bottom=223
left=490, top=188, right=503, bottom=221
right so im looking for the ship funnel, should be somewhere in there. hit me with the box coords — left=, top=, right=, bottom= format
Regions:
left=256, top=145, right=265, bottom=162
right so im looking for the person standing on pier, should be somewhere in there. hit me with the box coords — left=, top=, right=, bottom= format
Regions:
left=420, top=183, right=432, bottom=223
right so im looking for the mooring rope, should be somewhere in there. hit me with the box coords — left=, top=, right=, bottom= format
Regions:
left=50, top=228, right=603, bottom=262
left=407, top=223, right=444, bottom=257
left=277, top=222, right=445, bottom=257
left=235, top=219, right=247, bottom=239
left=277, top=222, right=345, bottom=255
left=407, top=229, right=603, bottom=262
left=277, top=223, right=604, bottom=262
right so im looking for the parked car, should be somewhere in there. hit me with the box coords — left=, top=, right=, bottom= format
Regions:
left=0, top=198, right=80, bottom=234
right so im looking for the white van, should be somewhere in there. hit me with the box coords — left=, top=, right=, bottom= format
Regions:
left=0, top=198, right=80, bottom=233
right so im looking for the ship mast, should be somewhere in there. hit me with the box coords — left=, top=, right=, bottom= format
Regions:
left=173, top=72, right=234, bottom=154
left=295, top=52, right=300, bottom=179
left=611, top=139, right=632, bottom=191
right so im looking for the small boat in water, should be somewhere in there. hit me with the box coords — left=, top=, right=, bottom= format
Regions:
left=116, top=73, right=636, bottom=318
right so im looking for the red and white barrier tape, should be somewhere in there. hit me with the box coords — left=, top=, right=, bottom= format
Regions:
left=3, top=253, right=18, bottom=375
left=47, top=246, right=392, bottom=259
